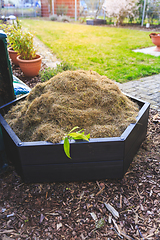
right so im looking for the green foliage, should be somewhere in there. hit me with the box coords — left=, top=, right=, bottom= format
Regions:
left=50, top=14, right=58, bottom=21
left=147, top=1, right=160, bottom=24
left=136, top=0, right=149, bottom=23
left=59, top=15, right=71, bottom=22
left=0, top=19, right=36, bottom=60
left=14, top=30, right=36, bottom=60
left=39, top=61, right=76, bottom=82
left=0, top=19, right=21, bottom=49
left=49, top=14, right=71, bottom=22
left=63, top=127, right=90, bottom=159
left=95, top=218, right=105, bottom=229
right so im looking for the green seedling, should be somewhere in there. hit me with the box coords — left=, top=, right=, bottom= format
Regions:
left=63, top=126, right=90, bottom=159
left=95, top=218, right=105, bottom=229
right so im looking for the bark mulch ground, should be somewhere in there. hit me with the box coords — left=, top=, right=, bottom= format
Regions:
left=0, top=64, right=159, bottom=240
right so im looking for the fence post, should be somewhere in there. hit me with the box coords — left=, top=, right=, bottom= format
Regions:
left=141, top=0, right=146, bottom=26
left=75, top=0, right=77, bottom=21
left=52, top=0, right=54, bottom=15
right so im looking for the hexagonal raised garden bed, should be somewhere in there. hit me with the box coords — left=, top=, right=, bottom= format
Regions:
left=0, top=95, right=150, bottom=183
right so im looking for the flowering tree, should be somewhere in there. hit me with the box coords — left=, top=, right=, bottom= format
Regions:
left=87, top=0, right=105, bottom=18
left=102, top=0, right=138, bottom=25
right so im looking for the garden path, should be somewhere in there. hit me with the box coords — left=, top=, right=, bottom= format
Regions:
left=33, top=37, right=61, bottom=68
left=34, top=37, right=160, bottom=111
left=117, top=75, right=160, bottom=110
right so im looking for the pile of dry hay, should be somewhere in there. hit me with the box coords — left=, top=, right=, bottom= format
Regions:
left=5, top=70, right=139, bottom=143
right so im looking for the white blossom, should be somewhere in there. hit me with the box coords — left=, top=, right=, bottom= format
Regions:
left=102, top=0, right=138, bottom=24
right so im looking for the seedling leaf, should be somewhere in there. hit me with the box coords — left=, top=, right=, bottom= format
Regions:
left=68, top=132, right=90, bottom=141
left=63, top=127, right=90, bottom=159
left=63, top=137, right=71, bottom=159
left=68, top=126, right=79, bottom=134
left=95, top=218, right=105, bottom=229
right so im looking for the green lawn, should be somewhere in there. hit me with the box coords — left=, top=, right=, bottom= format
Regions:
left=22, top=19, right=159, bottom=83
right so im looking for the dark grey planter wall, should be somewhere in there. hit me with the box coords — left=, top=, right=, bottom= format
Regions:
left=86, top=19, right=106, bottom=25
left=0, top=96, right=150, bottom=183
left=0, top=32, right=16, bottom=107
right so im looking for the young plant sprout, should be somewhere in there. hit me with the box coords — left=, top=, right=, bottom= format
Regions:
left=63, top=126, right=90, bottom=159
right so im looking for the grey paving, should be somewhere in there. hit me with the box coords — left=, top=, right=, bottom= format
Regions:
left=117, top=75, right=160, bottom=110
left=133, top=46, right=160, bottom=57
left=130, top=46, right=160, bottom=110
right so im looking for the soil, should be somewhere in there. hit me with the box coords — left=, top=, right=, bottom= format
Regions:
left=12, top=62, right=46, bottom=89
left=0, top=64, right=159, bottom=240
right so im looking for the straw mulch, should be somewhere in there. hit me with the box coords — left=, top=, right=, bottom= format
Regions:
left=5, top=70, right=139, bottom=143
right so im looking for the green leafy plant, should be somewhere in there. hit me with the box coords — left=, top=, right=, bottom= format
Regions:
left=0, top=19, right=36, bottom=60
left=58, top=15, right=71, bottom=22
left=0, top=19, right=21, bottom=49
left=13, top=29, right=36, bottom=60
left=95, top=218, right=105, bottom=229
left=63, top=126, right=90, bottom=159
left=39, top=61, right=76, bottom=82
left=50, top=14, right=58, bottom=21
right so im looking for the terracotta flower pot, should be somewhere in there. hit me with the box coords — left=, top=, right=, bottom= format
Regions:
left=149, top=33, right=160, bottom=51
left=17, top=54, right=42, bottom=77
left=8, top=47, right=19, bottom=66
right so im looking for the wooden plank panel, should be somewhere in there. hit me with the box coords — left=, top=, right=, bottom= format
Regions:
left=18, top=140, right=124, bottom=165
left=22, top=160, right=123, bottom=183
left=123, top=103, right=150, bottom=173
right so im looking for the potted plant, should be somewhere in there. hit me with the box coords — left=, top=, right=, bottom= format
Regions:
left=149, top=32, right=160, bottom=52
left=0, top=20, right=21, bottom=65
left=15, top=29, right=42, bottom=77
left=8, top=46, right=19, bottom=66
left=1, top=19, right=42, bottom=77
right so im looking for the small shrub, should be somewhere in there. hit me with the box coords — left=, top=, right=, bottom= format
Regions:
left=0, top=19, right=21, bottom=49
left=39, top=61, right=76, bottom=82
left=58, top=15, right=71, bottom=22
left=50, top=14, right=58, bottom=21
left=49, top=14, right=70, bottom=22
left=0, top=19, right=36, bottom=60
left=95, top=218, right=105, bottom=229
left=15, top=30, right=36, bottom=60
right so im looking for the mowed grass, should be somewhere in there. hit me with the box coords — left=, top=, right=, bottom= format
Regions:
left=22, top=19, right=160, bottom=82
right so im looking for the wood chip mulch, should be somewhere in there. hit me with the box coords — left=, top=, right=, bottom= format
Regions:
left=0, top=64, right=159, bottom=240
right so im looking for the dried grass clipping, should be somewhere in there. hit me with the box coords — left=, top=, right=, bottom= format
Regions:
left=5, top=70, right=139, bottom=143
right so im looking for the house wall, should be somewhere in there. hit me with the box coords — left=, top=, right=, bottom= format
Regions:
left=41, top=0, right=50, bottom=17
left=54, top=0, right=80, bottom=17
left=41, top=0, right=80, bottom=18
